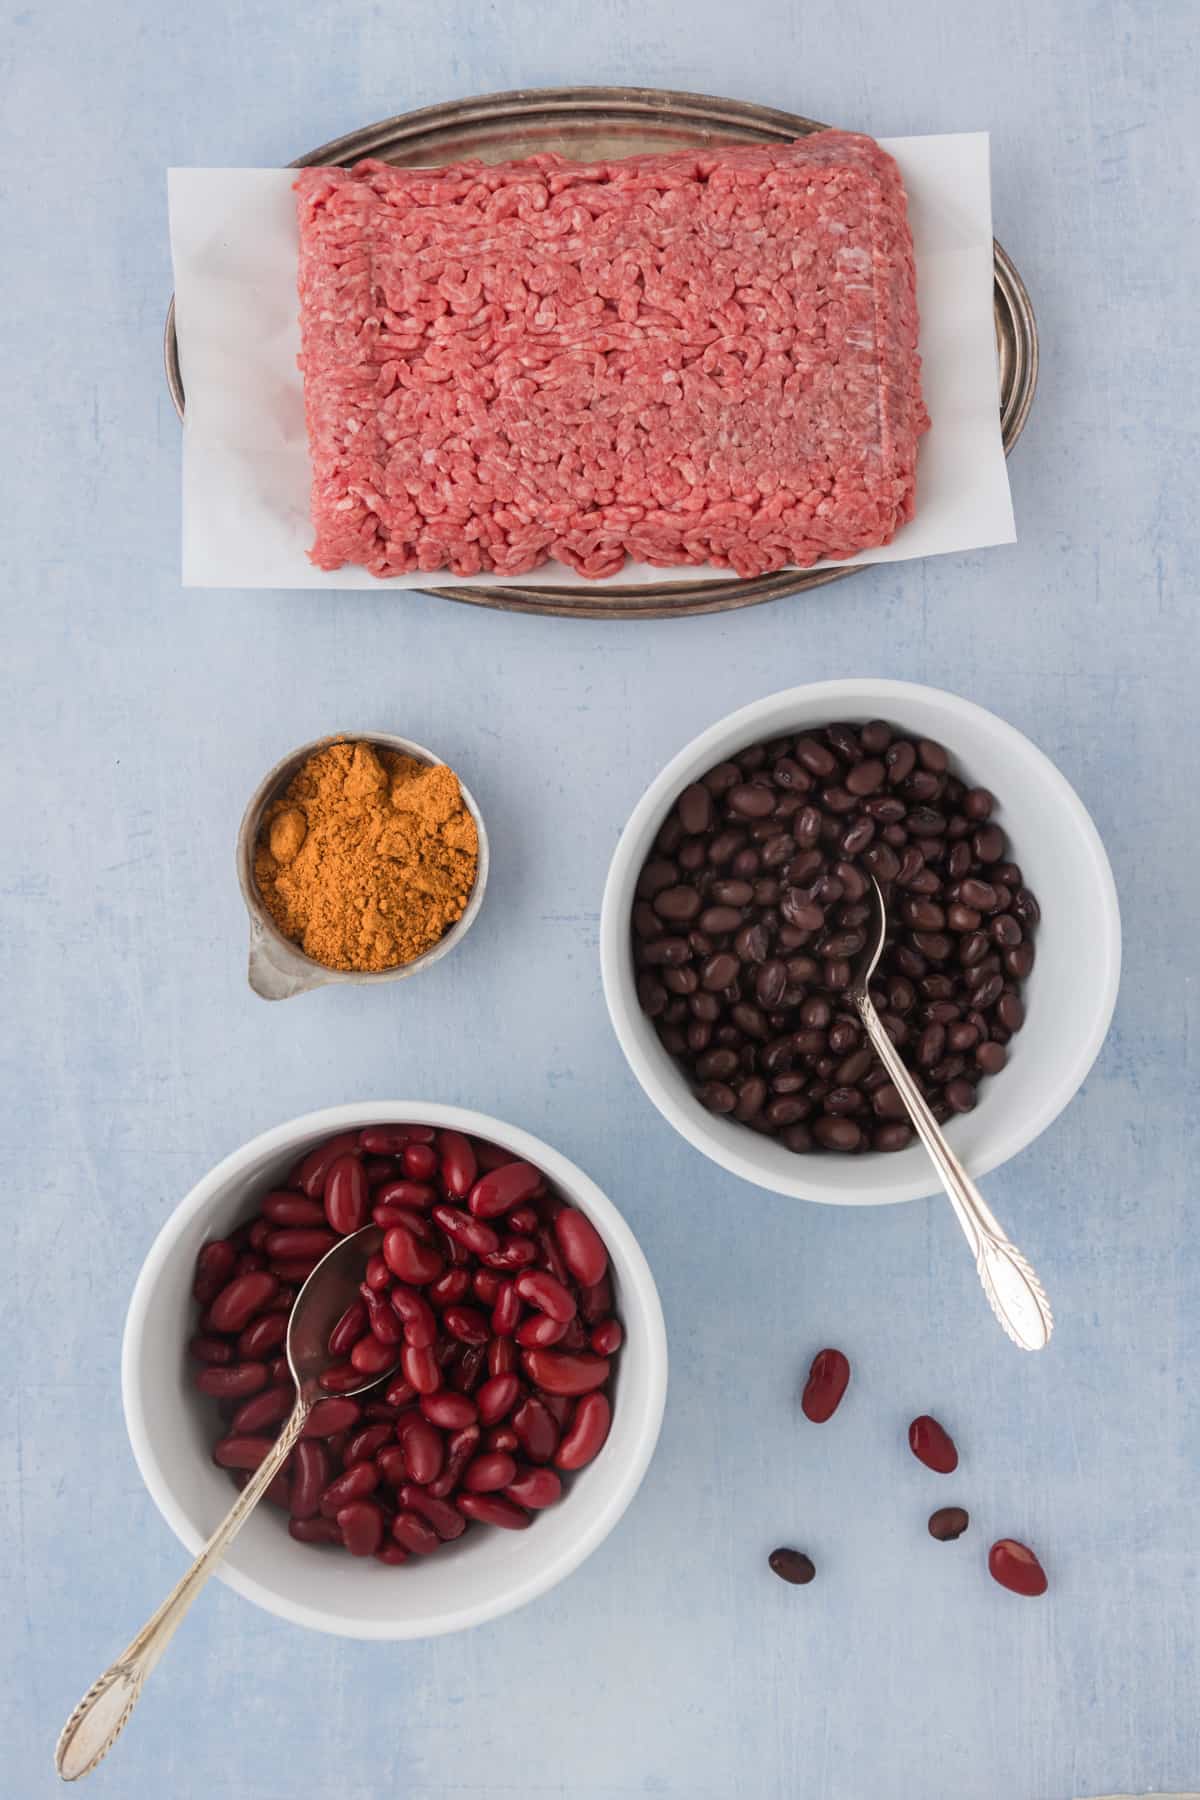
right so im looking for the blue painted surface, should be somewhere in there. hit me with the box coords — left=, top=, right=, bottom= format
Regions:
left=3, top=2, right=1198, bottom=1795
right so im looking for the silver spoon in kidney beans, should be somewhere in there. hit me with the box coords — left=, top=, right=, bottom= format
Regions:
left=56, top=1226, right=394, bottom=1783
left=852, top=878, right=1053, bottom=1351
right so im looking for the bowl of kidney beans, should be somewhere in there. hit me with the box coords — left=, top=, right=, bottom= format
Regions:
left=602, top=680, right=1121, bottom=1204
left=122, top=1106, right=667, bottom=1639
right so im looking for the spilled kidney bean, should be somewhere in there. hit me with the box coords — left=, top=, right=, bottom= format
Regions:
left=769, top=1548, right=816, bottom=1585
left=988, top=1538, right=1047, bottom=1595
left=928, top=1506, right=970, bottom=1541
left=909, top=1415, right=959, bottom=1473
left=801, top=1348, right=851, bottom=1422
left=191, top=1124, right=624, bottom=1566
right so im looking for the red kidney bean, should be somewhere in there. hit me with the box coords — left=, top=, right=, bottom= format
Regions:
left=484, top=1235, right=539, bottom=1271
left=443, top=1305, right=490, bottom=1346
left=450, top=1343, right=487, bottom=1395
left=517, top=1314, right=569, bottom=1348
left=376, top=1444, right=410, bottom=1488
left=420, top=1390, right=477, bottom=1431
left=237, top=1311, right=288, bottom=1359
left=234, top=1249, right=267, bottom=1275
left=268, top=1257, right=323, bottom=1285
left=462, top=1451, right=517, bottom=1493
left=302, top=1398, right=360, bottom=1438
left=580, top=1274, right=613, bottom=1324
left=319, top=1462, right=378, bottom=1517
left=515, top=1269, right=576, bottom=1323
left=206, top=1271, right=279, bottom=1334
left=512, top=1396, right=561, bottom=1463
left=348, top=1338, right=395, bottom=1378
left=318, top=1362, right=364, bottom=1394
left=552, top=1209, right=608, bottom=1287
left=429, top=1267, right=472, bottom=1307
left=505, top=1465, right=562, bottom=1509
left=291, top=1131, right=362, bottom=1199
left=488, top=1335, right=518, bottom=1377
left=382, top=1226, right=443, bottom=1286
left=427, top=1423, right=481, bottom=1499
left=385, top=1284, right=435, bottom=1349
left=374, top=1543, right=409, bottom=1565
left=261, top=1191, right=326, bottom=1228
left=507, top=1206, right=540, bottom=1235
left=322, top=1155, right=368, bottom=1236
left=343, top=1423, right=394, bottom=1465
left=194, top=1362, right=268, bottom=1400
left=359, top=1124, right=431, bottom=1155
left=392, top=1510, right=441, bottom=1555
left=213, top=1433, right=274, bottom=1471
left=395, top=1413, right=444, bottom=1485
left=472, top=1269, right=503, bottom=1306
left=437, top=1129, right=477, bottom=1200
left=491, top=1281, right=522, bottom=1337
left=364, top=1253, right=391, bottom=1292
left=231, top=1385, right=293, bottom=1434
left=397, top=1484, right=467, bottom=1540
left=474, top=1138, right=520, bottom=1171
left=522, top=1349, right=610, bottom=1396
left=468, top=1161, right=542, bottom=1220
left=476, top=1374, right=520, bottom=1426
left=535, top=1225, right=571, bottom=1286
left=337, top=1500, right=385, bottom=1556
left=559, top=1317, right=588, bottom=1352
left=193, top=1239, right=238, bottom=1304
left=364, top=1157, right=399, bottom=1187
left=801, top=1348, right=851, bottom=1423
left=455, top=1493, right=531, bottom=1531
left=433, top=1205, right=500, bottom=1258
left=328, top=1298, right=369, bottom=1358
left=988, top=1538, right=1047, bottom=1595
left=189, top=1334, right=234, bottom=1365
left=484, top=1425, right=520, bottom=1453
left=400, top=1342, right=441, bottom=1396
left=358, top=1286, right=403, bottom=1348
left=381, top=1374, right=417, bottom=1410
left=554, top=1392, right=611, bottom=1470
left=287, top=1440, right=331, bottom=1512
left=401, top=1142, right=437, bottom=1182
left=289, top=1516, right=342, bottom=1545
left=590, top=1320, right=623, bottom=1356
left=909, top=1414, right=959, bottom=1473
left=372, top=1179, right=438, bottom=1213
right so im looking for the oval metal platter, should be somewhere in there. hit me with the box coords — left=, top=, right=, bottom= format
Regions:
left=165, top=86, right=1039, bottom=620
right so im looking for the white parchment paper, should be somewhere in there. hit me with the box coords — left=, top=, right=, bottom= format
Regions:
left=168, top=134, right=1016, bottom=590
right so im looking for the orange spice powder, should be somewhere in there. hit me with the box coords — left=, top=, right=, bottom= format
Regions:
left=255, top=740, right=479, bottom=972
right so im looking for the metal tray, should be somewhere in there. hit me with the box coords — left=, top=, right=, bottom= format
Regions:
left=165, top=86, right=1039, bottom=621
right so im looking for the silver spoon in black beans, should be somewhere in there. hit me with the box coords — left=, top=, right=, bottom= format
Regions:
left=633, top=719, right=1040, bottom=1154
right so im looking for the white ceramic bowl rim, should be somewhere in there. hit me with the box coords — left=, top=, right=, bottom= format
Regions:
left=601, top=679, right=1121, bottom=1205
left=123, top=1103, right=668, bottom=1639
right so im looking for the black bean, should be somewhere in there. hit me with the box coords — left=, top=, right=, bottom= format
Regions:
left=728, top=784, right=775, bottom=819
left=704, top=762, right=741, bottom=795
left=795, top=737, right=838, bottom=777
left=707, top=829, right=744, bottom=865
left=678, top=838, right=707, bottom=872
left=734, top=1077, right=767, bottom=1120
left=642, top=937, right=691, bottom=966
left=976, top=1041, right=1007, bottom=1075
left=945, top=1079, right=977, bottom=1113
left=769, top=1546, right=817, bottom=1584
left=700, top=905, right=744, bottom=935
left=928, top=1507, right=970, bottom=1541
left=654, top=885, right=701, bottom=922
left=701, top=953, right=739, bottom=991
left=1005, top=943, right=1035, bottom=978
left=698, top=1082, right=737, bottom=1114
left=886, top=740, right=916, bottom=783
left=812, top=1116, right=862, bottom=1152
left=732, top=847, right=761, bottom=878
left=637, top=859, right=677, bottom=898
left=997, top=993, right=1025, bottom=1032
left=973, top=825, right=1005, bottom=863
left=873, top=1123, right=914, bottom=1152
left=663, top=966, right=699, bottom=995
left=731, top=1003, right=769, bottom=1041
left=1013, top=887, right=1041, bottom=926
left=845, top=758, right=886, bottom=796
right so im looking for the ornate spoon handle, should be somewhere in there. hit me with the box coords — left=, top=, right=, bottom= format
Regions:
left=55, top=1397, right=311, bottom=1781
left=854, top=992, right=1053, bottom=1352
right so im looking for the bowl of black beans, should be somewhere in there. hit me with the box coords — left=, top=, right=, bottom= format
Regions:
left=601, top=680, right=1121, bottom=1203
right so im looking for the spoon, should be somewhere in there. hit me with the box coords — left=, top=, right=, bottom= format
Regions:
left=55, top=1225, right=395, bottom=1782
left=850, top=877, right=1054, bottom=1352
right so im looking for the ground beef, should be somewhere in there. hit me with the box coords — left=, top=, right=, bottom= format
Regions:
left=294, top=134, right=928, bottom=581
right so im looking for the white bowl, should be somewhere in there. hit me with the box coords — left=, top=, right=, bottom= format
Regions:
left=122, top=1103, right=668, bottom=1639
left=601, top=680, right=1121, bottom=1205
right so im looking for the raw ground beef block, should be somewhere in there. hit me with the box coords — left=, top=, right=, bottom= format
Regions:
left=294, top=134, right=929, bottom=581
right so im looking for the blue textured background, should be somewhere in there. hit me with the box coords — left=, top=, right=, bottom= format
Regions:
left=3, top=3, right=1197, bottom=1796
